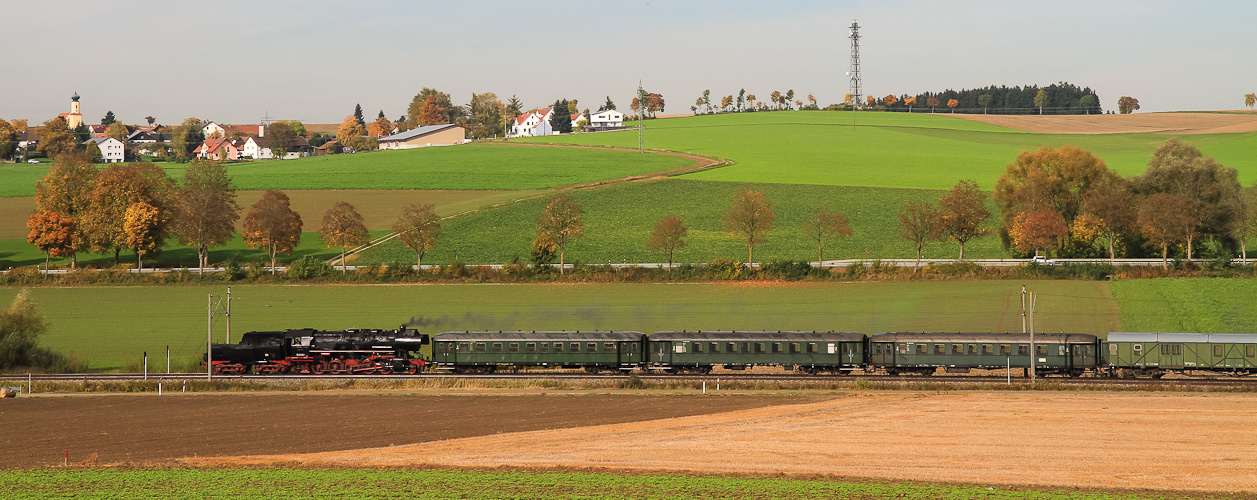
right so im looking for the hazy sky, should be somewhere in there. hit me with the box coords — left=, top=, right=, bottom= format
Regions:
left=3, top=0, right=1254, bottom=125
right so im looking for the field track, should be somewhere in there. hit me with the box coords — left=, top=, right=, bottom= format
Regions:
left=951, top=110, right=1257, bottom=135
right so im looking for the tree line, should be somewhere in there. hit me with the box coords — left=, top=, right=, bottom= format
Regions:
left=858, top=82, right=1106, bottom=115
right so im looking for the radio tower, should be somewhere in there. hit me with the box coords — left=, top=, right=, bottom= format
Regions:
left=848, top=20, right=862, bottom=108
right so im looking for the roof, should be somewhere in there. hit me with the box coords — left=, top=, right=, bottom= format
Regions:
left=86, top=136, right=120, bottom=145
left=871, top=332, right=1098, bottom=344
left=434, top=331, right=645, bottom=342
left=515, top=114, right=531, bottom=125
left=378, top=123, right=462, bottom=143
left=1107, top=332, right=1257, bottom=344
left=651, top=331, right=865, bottom=342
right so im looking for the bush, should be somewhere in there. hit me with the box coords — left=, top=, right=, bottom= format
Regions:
left=286, top=257, right=333, bottom=280
left=760, top=260, right=812, bottom=280
left=705, top=258, right=746, bottom=280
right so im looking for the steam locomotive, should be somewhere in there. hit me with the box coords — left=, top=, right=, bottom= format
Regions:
left=206, top=327, right=429, bottom=374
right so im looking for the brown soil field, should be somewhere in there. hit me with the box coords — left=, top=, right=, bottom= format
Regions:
left=0, top=392, right=816, bottom=468
left=951, top=111, right=1257, bottom=135
left=183, top=391, right=1257, bottom=493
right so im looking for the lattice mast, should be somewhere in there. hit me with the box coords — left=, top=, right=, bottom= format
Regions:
left=637, top=81, right=647, bottom=152
left=848, top=20, right=862, bottom=108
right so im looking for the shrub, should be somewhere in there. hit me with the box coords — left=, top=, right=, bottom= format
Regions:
left=760, top=260, right=812, bottom=280
left=286, top=257, right=333, bottom=280
left=705, top=258, right=746, bottom=280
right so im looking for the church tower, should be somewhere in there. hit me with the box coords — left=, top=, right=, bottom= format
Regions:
left=65, top=92, right=83, bottom=128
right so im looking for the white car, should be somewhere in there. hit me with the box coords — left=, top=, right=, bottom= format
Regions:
left=1030, top=256, right=1056, bottom=265
left=27, top=159, right=39, bottom=164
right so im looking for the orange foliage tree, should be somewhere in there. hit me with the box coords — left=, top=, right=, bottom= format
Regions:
left=937, top=179, right=991, bottom=260
left=242, top=190, right=303, bottom=273
left=645, top=216, right=688, bottom=270
left=723, top=188, right=775, bottom=265
left=1008, top=209, right=1068, bottom=257
left=415, top=95, right=445, bottom=126
left=926, top=96, right=940, bottom=112
left=947, top=99, right=959, bottom=112
left=26, top=211, right=77, bottom=269
left=884, top=95, right=898, bottom=107
left=904, top=96, right=917, bottom=112
left=123, top=201, right=164, bottom=271
left=802, top=205, right=853, bottom=263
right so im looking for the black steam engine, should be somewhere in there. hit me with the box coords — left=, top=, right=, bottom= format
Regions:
left=207, top=327, right=429, bottom=375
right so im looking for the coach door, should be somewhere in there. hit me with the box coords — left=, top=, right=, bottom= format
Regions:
left=871, top=342, right=895, bottom=365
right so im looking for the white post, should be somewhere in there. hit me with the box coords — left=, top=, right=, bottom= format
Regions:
left=1029, top=292, right=1036, bottom=384
left=226, top=287, right=231, bottom=344
left=166, top=345, right=170, bottom=374
left=1007, top=358, right=1010, bottom=384
left=28, top=373, right=32, bottom=395
left=702, top=381, right=706, bottom=394
left=207, top=294, right=213, bottom=381
left=143, top=352, right=147, bottom=381
left=158, top=382, right=162, bottom=396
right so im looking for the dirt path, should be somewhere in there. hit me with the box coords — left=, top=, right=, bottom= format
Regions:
left=184, top=391, right=1257, bottom=493
left=479, top=142, right=729, bottom=190
left=951, top=111, right=1257, bottom=135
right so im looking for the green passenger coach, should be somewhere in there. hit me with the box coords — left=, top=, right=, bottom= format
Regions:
left=1105, top=332, right=1257, bottom=378
left=431, top=331, right=645, bottom=373
left=647, top=331, right=865, bottom=374
left=868, top=332, right=1100, bottom=377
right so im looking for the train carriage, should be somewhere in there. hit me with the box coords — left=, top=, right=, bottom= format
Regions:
left=1105, top=332, right=1257, bottom=378
left=869, top=332, right=1100, bottom=377
left=431, top=331, right=645, bottom=373
left=647, top=331, right=865, bottom=374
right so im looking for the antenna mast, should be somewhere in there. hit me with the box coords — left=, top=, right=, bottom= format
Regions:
left=848, top=20, right=862, bottom=109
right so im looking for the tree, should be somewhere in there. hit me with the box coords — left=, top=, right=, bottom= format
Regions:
left=170, top=117, right=204, bottom=161
left=600, top=96, right=616, bottom=112
left=737, top=89, right=746, bottom=112
left=646, top=93, right=665, bottom=117
left=336, top=115, right=367, bottom=152
left=938, top=179, right=990, bottom=260
left=1138, top=193, right=1195, bottom=266
left=353, top=104, right=365, bottom=126
left=549, top=99, right=573, bottom=134
left=37, top=117, right=76, bottom=158
left=723, top=187, right=775, bottom=265
left=1008, top=209, right=1069, bottom=257
left=171, top=160, right=239, bottom=272
left=266, top=121, right=297, bottom=159
left=770, top=91, right=783, bottom=110
left=82, top=163, right=172, bottom=264
left=978, top=94, right=993, bottom=114
left=506, top=95, right=524, bottom=118
left=0, top=119, right=17, bottom=160
left=414, top=95, right=445, bottom=126
left=644, top=215, right=688, bottom=271
left=34, top=153, right=96, bottom=267
left=993, top=145, right=1121, bottom=243
left=898, top=200, right=943, bottom=269
left=801, top=206, right=853, bottom=263
left=100, top=111, right=116, bottom=125
left=1239, top=185, right=1257, bottom=263
left=567, top=99, right=579, bottom=115
left=272, top=120, right=307, bottom=137
left=0, top=290, right=64, bottom=371
left=785, top=90, right=795, bottom=110
left=406, top=88, right=461, bottom=126
left=369, top=115, right=393, bottom=137
left=866, top=95, right=876, bottom=108
left=535, top=195, right=583, bottom=274
left=319, top=201, right=370, bottom=273
left=1133, top=139, right=1244, bottom=260
left=26, top=211, right=76, bottom=269
left=1118, top=96, right=1140, bottom=114
left=145, top=116, right=155, bottom=127
left=1245, top=93, right=1256, bottom=109
left=124, top=201, right=164, bottom=271
left=1082, top=175, right=1137, bottom=261
left=242, top=190, right=303, bottom=273
left=904, top=96, right=917, bottom=112
left=1034, top=89, right=1047, bottom=114
left=884, top=94, right=898, bottom=107
left=807, top=93, right=818, bottom=110
left=105, top=122, right=128, bottom=143
left=720, top=95, right=734, bottom=112
left=947, top=99, right=959, bottom=112
left=468, top=92, right=503, bottom=139
left=393, top=202, right=441, bottom=268
left=1079, top=94, right=1098, bottom=115
left=926, top=96, right=940, bottom=112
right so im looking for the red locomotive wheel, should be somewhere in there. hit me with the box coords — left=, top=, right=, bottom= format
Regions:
left=311, top=362, right=326, bottom=375
left=328, top=360, right=343, bottom=373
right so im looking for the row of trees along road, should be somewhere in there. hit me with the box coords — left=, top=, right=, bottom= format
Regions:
left=896, top=140, right=1256, bottom=267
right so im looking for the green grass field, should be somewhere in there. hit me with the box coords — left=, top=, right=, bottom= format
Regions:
left=0, top=280, right=1119, bottom=370
left=521, top=111, right=1257, bottom=190
left=358, top=178, right=1008, bottom=265
left=2, top=467, right=1216, bottom=500
left=1110, top=278, right=1257, bottom=333
left=0, top=143, right=690, bottom=197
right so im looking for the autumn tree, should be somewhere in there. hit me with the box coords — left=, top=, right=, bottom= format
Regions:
left=413, top=95, right=445, bottom=126
left=1245, top=93, right=1256, bottom=109
left=406, top=88, right=461, bottom=126
left=1239, top=186, right=1257, bottom=263
left=33, top=153, right=96, bottom=267
left=393, top=202, right=441, bottom=268
left=336, top=115, right=367, bottom=152
left=884, top=94, right=898, bottom=107
left=866, top=95, right=876, bottom=108
left=105, top=122, right=128, bottom=143
left=1034, top=89, right=1047, bottom=114
left=993, top=145, right=1121, bottom=250
left=1118, top=96, right=1140, bottom=114
left=646, top=93, right=665, bottom=117
left=171, top=160, right=239, bottom=272
left=947, top=99, right=959, bottom=112
left=898, top=200, right=942, bottom=269
left=645, top=216, right=688, bottom=271
left=938, top=179, right=991, bottom=260
left=802, top=206, right=853, bottom=263
left=807, top=93, right=818, bottom=110
left=535, top=195, right=583, bottom=274
left=369, top=115, right=393, bottom=137
left=720, top=95, right=734, bottom=112
left=1082, top=175, right=1138, bottom=260
left=82, top=163, right=172, bottom=264
left=723, top=188, right=775, bottom=265
left=1133, top=139, right=1244, bottom=260
left=0, top=119, right=17, bottom=160
left=26, top=211, right=76, bottom=269
left=978, top=94, right=993, bottom=114
left=124, top=201, right=164, bottom=271
left=926, top=96, right=940, bottom=112
left=242, top=190, right=303, bottom=273
left=169, top=117, right=204, bottom=161
left=37, top=117, right=76, bottom=158
left=468, top=92, right=503, bottom=139
left=319, top=201, right=370, bottom=273
left=904, top=96, right=917, bottom=112
left=1138, top=193, right=1195, bottom=266
left=1008, top=209, right=1069, bottom=257
left=770, top=91, right=784, bottom=110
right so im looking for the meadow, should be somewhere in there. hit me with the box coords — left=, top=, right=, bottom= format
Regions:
left=1, top=467, right=1219, bottom=500
left=521, top=111, right=1257, bottom=190
left=0, top=280, right=1122, bottom=370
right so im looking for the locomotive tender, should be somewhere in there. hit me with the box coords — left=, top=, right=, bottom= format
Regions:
left=209, top=329, right=1257, bottom=378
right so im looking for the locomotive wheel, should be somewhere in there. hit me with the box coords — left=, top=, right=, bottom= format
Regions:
left=311, top=362, right=326, bottom=375
left=328, top=360, right=344, bottom=374
left=377, top=365, right=393, bottom=375
left=406, top=364, right=419, bottom=374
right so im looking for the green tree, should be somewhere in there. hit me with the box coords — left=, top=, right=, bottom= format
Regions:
left=353, top=104, right=365, bottom=126
left=266, top=121, right=297, bottom=159
left=37, top=117, right=76, bottom=159
left=1133, top=139, right=1244, bottom=260
left=319, top=201, right=371, bottom=273
left=899, top=200, right=943, bottom=269
left=938, top=179, right=991, bottom=260
left=978, top=94, right=993, bottom=114
left=393, top=202, right=441, bottom=268
left=1082, top=175, right=1138, bottom=261
left=802, top=205, right=853, bottom=262
left=272, top=120, right=307, bottom=137
left=1138, top=193, right=1195, bottom=266
left=469, top=92, right=503, bottom=139
left=242, top=190, right=303, bottom=273
left=1239, top=184, right=1257, bottom=263
left=1033, top=89, right=1048, bottom=114
left=101, top=111, right=116, bottom=125
left=170, top=117, right=204, bottom=161
left=549, top=99, right=572, bottom=134
left=645, top=215, right=687, bottom=270
left=34, top=153, right=96, bottom=267
left=600, top=96, right=616, bottom=111
left=535, top=194, right=583, bottom=274
left=171, top=160, right=240, bottom=273
left=0, top=290, right=68, bottom=371
left=1118, top=96, right=1140, bottom=114
left=723, top=187, right=775, bottom=265
left=1079, top=94, right=1098, bottom=115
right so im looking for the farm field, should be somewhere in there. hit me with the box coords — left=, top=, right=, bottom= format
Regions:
left=521, top=111, right=1257, bottom=190
left=1, top=280, right=1123, bottom=370
left=357, top=178, right=1009, bottom=265
left=1110, top=278, right=1257, bottom=333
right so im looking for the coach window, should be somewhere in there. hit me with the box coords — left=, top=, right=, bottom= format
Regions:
left=773, top=343, right=783, bottom=353
left=741, top=343, right=751, bottom=354
left=982, top=344, right=993, bottom=355
left=1214, top=345, right=1224, bottom=357
left=724, top=342, right=734, bottom=353
left=1058, top=345, right=1066, bottom=356
left=1036, top=345, right=1048, bottom=356
left=553, top=342, right=563, bottom=353
left=571, top=342, right=581, bottom=353
left=493, top=342, right=503, bottom=353
left=758, top=343, right=767, bottom=353
left=540, top=342, right=549, bottom=353
left=1172, top=344, right=1181, bottom=356
left=525, top=343, right=535, bottom=353
left=693, top=342, right=704, bottom=353
left=1018, top=345, right=1029, bottom=356
left=934, top=344, right=945, bottom=355
left=1000, top=344, right=1011, bottom=356
left=712, top=342, right=720, bottom=353
left=628, top=342, right=638, bottom=354
left=604, top=343, right=616, bottom=353
left=587, top=342, right=597, bottom=353
left=1247, top=346, right=1255, bottom=358
left=872, top=344, right=881, bottom=355
left=808, top=343, right=819, bottom=353
left=1109, top=344, right=1118, bottom=356
left=898, top=344, right=908, bottom=355
left=952, top=344, right=963, bottom=355
left=791, top=343, right=801, bottom=353
left=967, top=344, right=978, bottom=355
left=1133, top=344, right=1142, bottom=355
left=508, top=343, right=519, bottom=353
left=916, top=344, right=927, bottom=355
left=475, top=342, right=486, bottom=353
left=458, top=342, right=470, bottom=353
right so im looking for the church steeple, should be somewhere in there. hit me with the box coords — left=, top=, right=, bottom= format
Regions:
left=67, top=92, right=83, bottom=128
left=71, top=92, right=80, bottom=102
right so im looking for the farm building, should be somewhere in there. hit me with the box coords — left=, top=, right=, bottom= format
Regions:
left=377, top=124, right=467, bottom=150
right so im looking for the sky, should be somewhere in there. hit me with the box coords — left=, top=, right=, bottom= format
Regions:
left=2, top=0, right=1255, bottom=126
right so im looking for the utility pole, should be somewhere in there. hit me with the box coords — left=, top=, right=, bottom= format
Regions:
left=1029, top=292, right=1037, bottom=384
left=207, top=294, right=213, bottom=380
left=848, top=20, right=862, bottom=136
left=637, top=80, right=647, bottom=153
left=226, top=287, right=232, bottom=344
left=1021, top=285, right=1027, bottom=334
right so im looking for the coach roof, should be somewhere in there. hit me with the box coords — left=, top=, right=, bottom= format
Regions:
left=651, top=331, right=865, bottom=342
left=871, top=332, right=1098, bottom=344
left=1108, top=332, right=1257, bottom=344
left=434, top=331, right=645, bottom=341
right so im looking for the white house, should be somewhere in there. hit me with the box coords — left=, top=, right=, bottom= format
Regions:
left=240, top=135, right=309, bottom=159
left=201, top=121, right=226, bottom=138
left=510, top=107, right=554, bottom=137
left=588, top=109, right=625, bottom=131
left=86, top=136, right=125, bottom=163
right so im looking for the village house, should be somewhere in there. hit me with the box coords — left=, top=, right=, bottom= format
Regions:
left=587, top=109, right=625, bottom=131
left=377, top=124, right=467, bottom=150
left=86, top=136, right=125, bottom=163
left=508, top=108, right=585, bottom=137
left=193, top=137, right=240, bottom=161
